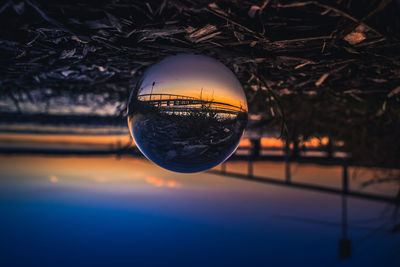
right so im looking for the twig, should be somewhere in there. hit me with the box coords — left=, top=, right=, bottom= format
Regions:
left=206, top=8, right=269, bottom=42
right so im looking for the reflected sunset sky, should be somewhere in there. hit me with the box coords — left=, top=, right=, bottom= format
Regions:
left=1, top=155, right=397, bottom=197
left=1, top=155, right=399, bottom=266
left=0, top=132, right=346, bottom=153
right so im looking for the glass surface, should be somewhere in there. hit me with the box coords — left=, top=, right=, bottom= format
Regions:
left=127, top=54, right=248, bottom=173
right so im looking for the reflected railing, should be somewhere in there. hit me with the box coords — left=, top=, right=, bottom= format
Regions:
left=210, top=160, right=398, bottom=204
left=209, top=158, right=400, bottom=260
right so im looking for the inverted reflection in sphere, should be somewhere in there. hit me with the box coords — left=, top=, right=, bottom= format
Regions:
left=128, top=54, right=248, bottom=173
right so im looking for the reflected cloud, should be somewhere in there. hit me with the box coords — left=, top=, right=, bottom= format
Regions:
left=94, top=176, right=108, bottom=183
left=146, top=176, right=181, bottom=189
left=49, top=175, right=58, bottom=183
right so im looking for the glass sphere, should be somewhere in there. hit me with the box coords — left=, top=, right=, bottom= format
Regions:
left=127, top=54, right=248, bottom=173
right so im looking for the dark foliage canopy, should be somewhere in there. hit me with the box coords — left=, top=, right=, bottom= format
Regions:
left=1, top=0, right=399, bottom=107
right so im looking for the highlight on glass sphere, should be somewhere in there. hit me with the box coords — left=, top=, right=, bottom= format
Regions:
left=127, top=54, right=248, bottom=173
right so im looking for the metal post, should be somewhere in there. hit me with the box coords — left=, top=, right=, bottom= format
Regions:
left=285, top=160, right=291, bottom=184
left=339, top=194, right=351, bottom=259
left=285, top=139, right=291, bottom=183
left=248, top=159, right=253, bottom=177
left=343, top=162, right=348, bottom=193
left=150, top=81, right=155, bottom=100
left=339, top=161, right=351, bottom=259
left=342, top=195, right=348, bottom=239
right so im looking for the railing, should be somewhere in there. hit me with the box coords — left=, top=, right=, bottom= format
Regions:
left=137, top=93, right=247, bottom=113
left=210, top=160, right=399, bottom=204
left=138, top=93, right=198, bottom=101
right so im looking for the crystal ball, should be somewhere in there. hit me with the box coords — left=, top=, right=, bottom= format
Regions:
left=127, top=54, right=248, bottom=173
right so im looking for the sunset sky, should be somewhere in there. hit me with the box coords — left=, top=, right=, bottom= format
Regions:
left=1, top=154, right=397, bottom=266
left=138, top=54, right=248, bottom=110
